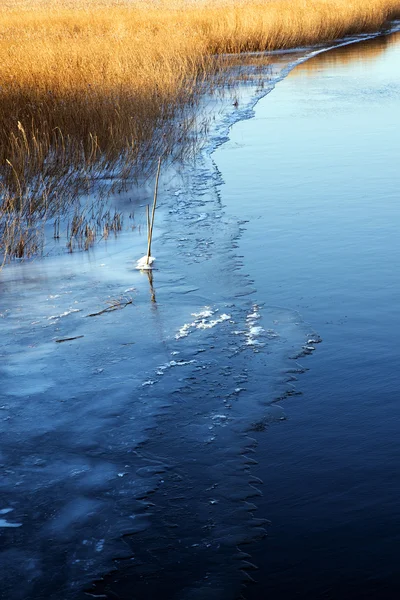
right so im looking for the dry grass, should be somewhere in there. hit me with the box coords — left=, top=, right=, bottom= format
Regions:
left=1, top=0, right=399, bottom=260
left=66, top=205, right=123, bottom=252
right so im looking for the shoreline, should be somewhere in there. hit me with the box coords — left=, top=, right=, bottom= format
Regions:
left=1, top=21, right=399, bottom=270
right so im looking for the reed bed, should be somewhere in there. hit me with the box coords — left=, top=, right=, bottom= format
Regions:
left=1, top=0, right=399, bottom=261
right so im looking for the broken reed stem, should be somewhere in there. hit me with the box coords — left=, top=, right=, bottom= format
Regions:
left=146, top=156, right=161, bottom=265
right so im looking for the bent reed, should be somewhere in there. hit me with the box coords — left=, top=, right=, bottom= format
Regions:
left=1, top=0, right=399, bottom=261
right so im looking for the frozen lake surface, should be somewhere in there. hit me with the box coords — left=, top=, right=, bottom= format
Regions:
left=1, top=26, right=400, bottom=600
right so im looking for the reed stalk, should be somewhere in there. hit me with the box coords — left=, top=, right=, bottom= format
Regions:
left=146, top=156, right=162, bottom=266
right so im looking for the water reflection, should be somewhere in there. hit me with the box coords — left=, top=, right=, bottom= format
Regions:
left=291, top=30, right=400, bottom=75
left=146, top=268, right=156, bottom=303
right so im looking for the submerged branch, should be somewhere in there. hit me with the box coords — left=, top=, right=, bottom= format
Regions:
left=86, top=297, right=133, bottom=318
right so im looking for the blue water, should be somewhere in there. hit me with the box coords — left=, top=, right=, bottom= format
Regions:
left=215, top=32, right=400, bottom=599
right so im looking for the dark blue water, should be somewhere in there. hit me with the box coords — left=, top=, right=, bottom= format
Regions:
left=215, top=32, right=400, bottom=599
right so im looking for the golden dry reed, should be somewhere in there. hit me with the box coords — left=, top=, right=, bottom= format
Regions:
left=0, top=0, right=399, bottom=259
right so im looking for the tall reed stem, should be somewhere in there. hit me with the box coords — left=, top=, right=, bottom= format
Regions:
left=146, top=204, right=150, bottom=244
left=146, top=156, right=161, bottom=265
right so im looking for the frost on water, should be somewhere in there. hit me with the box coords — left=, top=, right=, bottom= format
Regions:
left=244, top=304, right=281, bottom=348
left=138, top=305, right=232, bottom=389
left=245, top=305, right=265, bottom=347
left=156, top=359, right=196, bottom=376
left=176, top=307, right=231, bottom=340
left=140, top=354, right=198, bottom=389
left=47, top=308, right=81, bottom=321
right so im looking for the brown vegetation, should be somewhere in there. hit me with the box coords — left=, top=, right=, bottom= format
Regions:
left=1, top=0, right=399, bottom=261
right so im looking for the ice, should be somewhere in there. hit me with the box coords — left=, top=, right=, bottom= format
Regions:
left=155, top=359, right=196, bottom=376
left=47, top=308, right=81, bottom=320
left=136, top=255, right=155, bottom=270
left=0, top=27, right=335, bottom=597
left=192, top=308, right=214, bottom=319
left=142, top=380, right=155, bottom=387
left=249, top=325, right=263, bottom=336
left=45, top=498, right=104, bottom=537
left=197, top=314, right=231, bottom=329
left=176, top=307, right=231, bottom=339
left=0, top=518, right=22, bottom=528
left=245, top=304, right=265, bottom=347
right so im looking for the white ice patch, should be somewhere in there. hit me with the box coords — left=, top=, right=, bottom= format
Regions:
left=176, top=323, right=192, bottom=339
left=176, top=307, right=231, bottom=340
left=211, top=414, right=228, bottom=427
left=156, top=360, right=196, bottom=376
left=249, top=325, right=264, bottom=336
left=197, top=315, right=231, bottom=330
left=142, top=380, right=155, bottom=387
left=247, top=310, right=260, bottom=320
left=136, top=255, right=155, bottom=270
left=192, top=309, right=214, bottom=319
left=0, top=519, right=22, bottom=528
left=47, top=308, right=81, bottom=320
left=245, top=305, right=265, bottom=347
left=0, top=510, right=21, bottom=528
